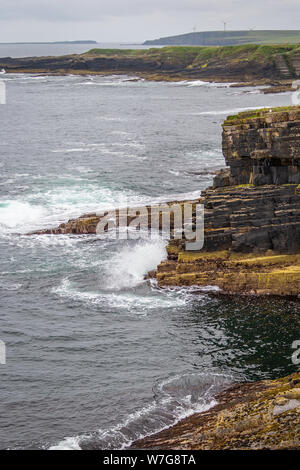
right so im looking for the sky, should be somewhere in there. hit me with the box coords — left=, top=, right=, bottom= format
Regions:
left=0, top=0, right=300, bottom=43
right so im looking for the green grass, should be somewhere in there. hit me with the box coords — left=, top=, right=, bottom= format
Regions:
left=86, top=44, right=300, bottom=61
left=144, top=30, right=300, bottom=47
left=223, top=106, right=300, bottom=126
left=86, top=48, right=143, bottom=56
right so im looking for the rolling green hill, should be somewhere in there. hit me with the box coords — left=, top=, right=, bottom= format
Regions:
left=144, top=30, right=300, bottom=46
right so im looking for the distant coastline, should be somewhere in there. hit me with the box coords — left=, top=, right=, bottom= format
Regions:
left=144, top=29, right=300, bottom=46
left=0, top=40, right=97, bottom=45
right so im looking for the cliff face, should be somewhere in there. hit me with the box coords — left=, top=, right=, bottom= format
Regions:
left=131, top=370, right=300, bottom=450
left=155, top=107, right=300, bottom=295
left=217, top=107, right=300, bottom=187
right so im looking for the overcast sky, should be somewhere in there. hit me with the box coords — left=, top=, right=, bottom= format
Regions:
left=0, top=0, right=299, bottom=43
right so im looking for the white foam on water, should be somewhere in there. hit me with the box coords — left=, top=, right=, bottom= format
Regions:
left=0, top=201, right=47, bottom=233
left=52, top=277, right=198, bottom=313
left=51, top=148, right=92, bottom=153
left=0, top=282, right=23, bottom=291
left=0, top=180, right=203, bottom=236
left=0, top=183, right=147, bottom=235
left=50, top=436, right=82, bottom=451
left=171, top=80, right=235, bottom=88
left=73, top=76, right=144, bottom=88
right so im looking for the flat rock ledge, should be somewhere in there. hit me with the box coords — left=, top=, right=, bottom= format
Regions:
left=131, top=370, right=300, bottom=450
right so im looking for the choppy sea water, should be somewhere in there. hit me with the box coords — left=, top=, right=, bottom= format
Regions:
left=0, top=72, right=299, bottom=450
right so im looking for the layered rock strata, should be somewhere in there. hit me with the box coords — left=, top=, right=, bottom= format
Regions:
left=216, top=107, right=300, bottom=187
left=155, top=108, right=300, bottom=295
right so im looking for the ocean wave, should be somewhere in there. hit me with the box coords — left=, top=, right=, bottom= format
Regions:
left=0, top=184, right=144, bottom=234
left=52, top=277, right=197, bottom=312
left=0, top=201, right=47, bottom=232
left=51, top=148, right=92, bottom=153
left=171, top=80, right=235, bottom=88
left=0, top=282, right=23, bottom=291
left=0, top=181, right=202, bottom=235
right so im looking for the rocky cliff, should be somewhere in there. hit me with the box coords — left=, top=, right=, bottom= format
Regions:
left=131, top=370, right=300, bottom=450
left=218, top=107, right=300, bottom=187
left=155, top=107, right=300, bottom=295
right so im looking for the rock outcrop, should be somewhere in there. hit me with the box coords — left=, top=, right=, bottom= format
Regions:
left=155, top=107, right=300, bottom=295
left=131, top=370, right=300, bottom=450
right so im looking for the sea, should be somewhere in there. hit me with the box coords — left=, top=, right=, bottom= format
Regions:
left=0, top=43, right=299, bottom=450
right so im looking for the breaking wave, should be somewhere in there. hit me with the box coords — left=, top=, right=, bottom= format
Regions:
left=50, top=372, right=233, bottom=450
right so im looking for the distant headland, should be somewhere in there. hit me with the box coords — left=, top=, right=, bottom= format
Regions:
left=0, top=40, right=97, bottom=45
left=144, top=30, right=300, bottom=46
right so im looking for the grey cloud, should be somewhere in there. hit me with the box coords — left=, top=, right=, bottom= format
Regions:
left=0, top=0, right=300, bottom=43
left=0, top=0, right=240, bottom=22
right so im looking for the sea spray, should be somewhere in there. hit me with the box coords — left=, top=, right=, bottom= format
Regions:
left=100, top=238, right=167, bottom=290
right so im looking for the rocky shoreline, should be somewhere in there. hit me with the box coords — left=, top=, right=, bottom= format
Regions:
left=1, top=44, right=300, bottom=92
left=130, top=370, right=300, bottom=450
